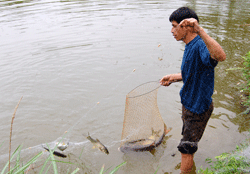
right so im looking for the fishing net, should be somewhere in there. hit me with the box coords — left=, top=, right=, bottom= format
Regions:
left=120, top=81, right=167, bottom=152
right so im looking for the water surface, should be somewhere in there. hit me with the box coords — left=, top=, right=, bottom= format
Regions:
left=0, top=0, right=249, bottom=173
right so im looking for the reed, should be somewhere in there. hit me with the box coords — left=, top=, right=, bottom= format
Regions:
left=9, top=96, right=23, bottom=173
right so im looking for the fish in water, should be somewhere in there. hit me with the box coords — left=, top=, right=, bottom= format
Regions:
left=142, top=128, right=161, bottom=146
left=86, top=133, right=109, bottom=155
left=43, top=147, right=67, bottom=158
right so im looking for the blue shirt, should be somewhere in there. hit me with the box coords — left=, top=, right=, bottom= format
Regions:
left=180, top=35, right=218, bottom=114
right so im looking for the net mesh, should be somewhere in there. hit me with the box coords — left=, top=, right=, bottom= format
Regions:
left=120, top=81, right=166, bottom=152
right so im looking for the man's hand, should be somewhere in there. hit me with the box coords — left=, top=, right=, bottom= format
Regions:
left=179, top=18, right=226, bottom=62
left=179, top=18, right=202, bottom=34
left=160, top=75, right=173, bottom=86
left=160, top=73, right=182, bottom=86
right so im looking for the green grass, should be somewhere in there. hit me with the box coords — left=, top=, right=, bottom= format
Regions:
left=1, top=145, right=44, bottom=174
left=99, top=162, right=127, bottom=174
left=227, top=51, right=250, bottom=114
left=198, top=139, right=250, bottom=174
left=1, top=143, right=126, bottom=174
left=241, top=51, right=250, bottom=110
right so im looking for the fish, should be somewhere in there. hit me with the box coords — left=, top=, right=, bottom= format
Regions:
left=120, top=128, right=162, bottom=152
left=142, top=128, right=161, bottom=146
left=86, top=133, right=109, bottom=155
left=149, top=128, right=161, bottom=140
left=56, top=141, right=69, bottom=151
left=43, top=147, right=67, bottom=158
left=124, top=128, right=161, bottom=146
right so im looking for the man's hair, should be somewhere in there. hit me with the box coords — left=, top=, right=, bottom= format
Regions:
left=169, top=7, right=199, bottom=24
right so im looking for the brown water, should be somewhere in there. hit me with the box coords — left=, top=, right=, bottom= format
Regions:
left=0, top=0, right=249, bottom=173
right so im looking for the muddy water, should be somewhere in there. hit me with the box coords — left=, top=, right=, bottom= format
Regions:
left=0, top=0, right=249, bottom=173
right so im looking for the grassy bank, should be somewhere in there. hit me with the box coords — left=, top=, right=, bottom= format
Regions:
left=198, top=138, right=250, bottom=174
left=227, top=51, right=250, bottom=114
left=240, top=51, right=250, bottom=113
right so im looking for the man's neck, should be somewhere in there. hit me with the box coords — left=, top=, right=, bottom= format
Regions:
left=182, top=33, right=198, bottom=44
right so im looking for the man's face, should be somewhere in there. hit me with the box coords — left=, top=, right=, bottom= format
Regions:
left=171, top=20, right=187, bottom=41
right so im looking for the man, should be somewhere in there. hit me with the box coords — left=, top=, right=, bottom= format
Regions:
left=160, top=7, right=226, bottom=173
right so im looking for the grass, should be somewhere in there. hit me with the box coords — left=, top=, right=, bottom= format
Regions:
left=198, top=139, right=250, bottom=174
left=240, top=51, right=250, bottom=111
left=99, top=162, right=127, bottom=174
left=2, top=144, right=125, bottom=174
left=227, top=51, right=250, bottom=114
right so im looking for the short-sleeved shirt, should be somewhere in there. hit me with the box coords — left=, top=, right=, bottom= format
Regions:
left=180, top=35, right=218, bottom=114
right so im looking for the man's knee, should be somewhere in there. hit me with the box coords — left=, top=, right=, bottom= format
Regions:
left=177, top=141, right=198, bottom=154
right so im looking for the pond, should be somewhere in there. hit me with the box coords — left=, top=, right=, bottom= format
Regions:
left=0, top=0, right=249, bottom=173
